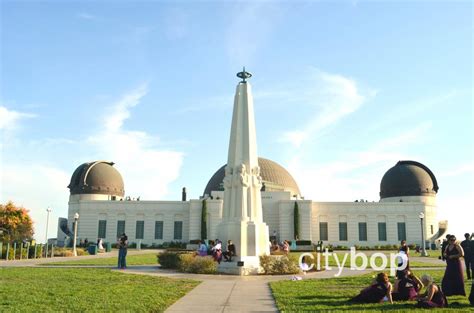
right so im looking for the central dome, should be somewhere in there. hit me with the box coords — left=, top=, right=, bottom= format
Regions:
left=203, top=157, right=300, bottom=197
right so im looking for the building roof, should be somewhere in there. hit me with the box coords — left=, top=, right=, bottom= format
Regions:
left=203, top=157, right=301, bottom=197
left=380, top=160, right=438, bottom=199
left=68, top=161, right=125, bottom=197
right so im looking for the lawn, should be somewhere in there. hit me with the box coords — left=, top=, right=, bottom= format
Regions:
left=270, top=270, right=472, bottom=312
left=45, top=253, right=158, bottom=266
left=0, top=267, right=199, bottom=312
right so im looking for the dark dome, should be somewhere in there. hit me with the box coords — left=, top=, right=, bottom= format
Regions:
left=203, top=157, right=300, bottom=197
left=380, top=160, right=438, bottom=199
left=68, top=161, right=125, bottom=196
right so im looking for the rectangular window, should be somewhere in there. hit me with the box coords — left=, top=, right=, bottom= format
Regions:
left=117, top=220, right=125, bottom=237
left=378, top=222, right=387, bottom=241
left=174, top=221, right=183, bottom=240
left=136, top=221, right=144, bottom=239
left=339, top=222, right=348, bottom=241
left=155, top=221, right=164, bottom=240
left=430, top=225, right=434, bottom=235
left=319, top=222, right=328, bottom=241
left=358, top=222, right=367, bottom=241
left=397, top=222, right=406, bottom=241
left=98, top=220, right=107, bottom=239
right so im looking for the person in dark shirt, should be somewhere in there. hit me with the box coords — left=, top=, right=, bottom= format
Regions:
left=223, top=240, right=236, bottom=262
left=460, top=233, right=472, bottom=280
left=440, top=235, right=451, bottom=261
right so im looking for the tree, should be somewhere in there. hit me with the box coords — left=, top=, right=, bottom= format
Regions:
left=293, top=201, right=300, bottom=240
left=0, top=201, right=34, bottom=242
left=201, top=199, right=207, bottom=240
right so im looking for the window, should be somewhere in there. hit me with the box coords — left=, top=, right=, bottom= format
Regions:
left=430, top=225, right=434, bottom=235
left=117, top=220, right=125, bottom=237
left=136, top=221, right=144, bottom=239
left=319, top=222, right=328, bottom=241
left=378, top=222, right=387, bottom=241
left=397, top=222, right=406, bottom=241
left=155, top=221, right=164, bottom=240
left=174, top=221, right=183, bottom=240
left=358, top=222, right=367, bottom=241
left=339, top=222, right=348, bottom=241
left=98, top=220, right=107, bottom=239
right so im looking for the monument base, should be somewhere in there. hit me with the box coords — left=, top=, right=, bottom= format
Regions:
left=217, top=256, right=263, bottom=275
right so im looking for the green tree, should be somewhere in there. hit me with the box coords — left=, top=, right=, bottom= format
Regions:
left=201, top=199, right=207, bottom=240
left=293, top=201, right=300, bottom=240
left=0, top=201, right=34, bottom=242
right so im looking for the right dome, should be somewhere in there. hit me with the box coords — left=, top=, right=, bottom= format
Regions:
left=380, top=160, right=439, bottom=199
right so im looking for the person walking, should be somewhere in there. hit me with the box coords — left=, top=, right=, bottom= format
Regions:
left=117, top=233, right=128, bottom=269
left=460, top=233, right=472, bottom=280
left=441, top=235, right=466, bottom=296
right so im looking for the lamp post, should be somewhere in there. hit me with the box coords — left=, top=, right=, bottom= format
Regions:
left=45, top=207, right=52, bottom=244
left=45, top=207, right=52, bottom=257
left=73, top=213, right=79, bottom=257
left=419, top=212, right=428, bottom=257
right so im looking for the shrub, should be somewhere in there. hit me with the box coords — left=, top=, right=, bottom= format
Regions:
left=178, top=254, right=217, bottom=274
left=158, top=251, right=190, bottom=269
left=259, top=255, right=300, bottom=275
left=189, top=239, right=201, bottom=245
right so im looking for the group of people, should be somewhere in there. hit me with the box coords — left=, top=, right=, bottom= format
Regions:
left=270, top=240, right=290, bottom=254
left=197, top=239, right=235, bottom=263
left=351, top=233, right=474, bottom=307
left=117, top=233, right=128, bottom=269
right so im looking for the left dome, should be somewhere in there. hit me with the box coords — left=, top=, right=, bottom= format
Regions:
left=68, top=161, right=125, bottom=197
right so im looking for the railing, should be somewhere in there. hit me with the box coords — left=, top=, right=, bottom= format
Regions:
left=0, top=241, right=56, bottom=260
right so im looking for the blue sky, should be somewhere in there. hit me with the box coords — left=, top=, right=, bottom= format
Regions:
left=1, top=1, right=472, bottom=242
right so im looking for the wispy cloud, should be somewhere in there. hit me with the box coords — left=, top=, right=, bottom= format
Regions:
left=77, top=12, right=97, bottom=20
left=287, top=122, right=431, bottom=202
left=88, top=84, right=184, bottom=200
left=0, top=106, right=35, bottom=131
left=277, top=68, right=376, bottom=147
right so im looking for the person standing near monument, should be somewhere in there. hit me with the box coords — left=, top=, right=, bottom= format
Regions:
left=117, top=233, right=128, bottom=269
left=460, top=233, right=472, bottom=280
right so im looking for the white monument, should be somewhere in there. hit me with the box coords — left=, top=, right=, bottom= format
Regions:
left=216, top=68, right=270, bottom=275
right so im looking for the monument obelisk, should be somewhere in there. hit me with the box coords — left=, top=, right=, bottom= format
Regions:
left=216, top=68, right=270, bottom=275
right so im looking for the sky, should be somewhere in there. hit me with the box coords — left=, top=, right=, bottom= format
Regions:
left=0, top=1, right=472, bottom=243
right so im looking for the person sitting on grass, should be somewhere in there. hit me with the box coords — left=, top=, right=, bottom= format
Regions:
left=392, top=270, right=423, bottom=301
left=282, top=240, right=290, bottom=255
left=415, top=274, right=447, bottom=308
left=223, top=240, right=236, bottom=262
left=349, top=272, right=393, bottom=304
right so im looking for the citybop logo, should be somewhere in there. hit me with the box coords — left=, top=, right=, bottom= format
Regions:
left=298, top=247, right=408, bottom=277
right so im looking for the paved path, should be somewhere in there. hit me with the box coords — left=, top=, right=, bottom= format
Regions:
left=0, top=249, right=159, bottom=267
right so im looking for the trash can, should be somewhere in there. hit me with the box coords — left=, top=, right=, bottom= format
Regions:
left=88, top=245, right=97, bottom=255
left=106, top=242, right=112, bottom=252
left=431, top=243, right=436, bottom=251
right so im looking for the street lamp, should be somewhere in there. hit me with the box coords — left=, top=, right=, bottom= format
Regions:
left=419, top=212, right=428, bottom=257
left=45, top=207, right=52, bottom=244
left=72, top=213, right=79, bottom=257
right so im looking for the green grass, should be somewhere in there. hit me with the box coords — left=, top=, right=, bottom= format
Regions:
left=45, top=253, right=158, bottom=266
left=0, top=267, right=199, bottom=312
left=290, top=252, right=444, bottom=269
left=270, top=270, right=472, bottom=312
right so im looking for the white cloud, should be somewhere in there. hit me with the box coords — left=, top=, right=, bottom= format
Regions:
left=1, top=84, right=184, bottom=242
left=279, top=68, right=376, bottom=147
left=88, top=84, right=184, bottom=200
left=77, top=12, right=97, bottom=20
left=0, top=106, right=35, bottom=131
